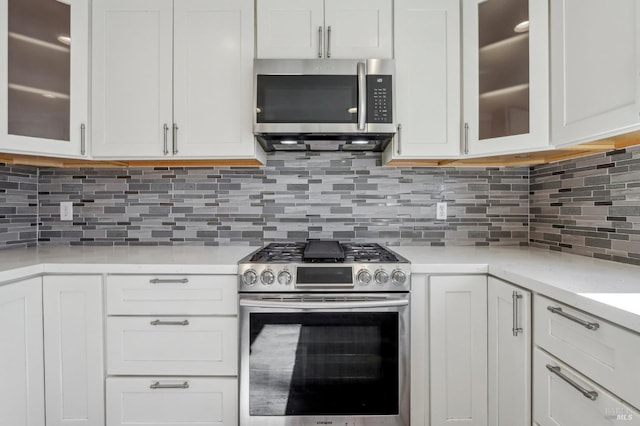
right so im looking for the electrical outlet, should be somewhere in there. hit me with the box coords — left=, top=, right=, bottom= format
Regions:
left=436, top=202, right=447, bottom=220
left=60, top=202, right=73, bottom=221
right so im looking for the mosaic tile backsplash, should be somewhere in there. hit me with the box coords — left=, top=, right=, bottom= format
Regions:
left=529, top=145, right=640, bottom=266
left=37, top=152, right=530, bottom=247
left=0, top=163, right=38, bottom=249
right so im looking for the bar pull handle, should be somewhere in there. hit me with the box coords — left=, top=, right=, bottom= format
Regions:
left=512, top=291, right=523, bottom=336
left=163, top=123, right=169, bottom=155
left=357, top=62, right=366, bottom=131
left=546, top=365, right=598, bottom=401
left=396, top=123, right=402, bottom=155
left=326, top=25, right=332, bottom=58
left=318, top=26, right=323, bottom=58
left=149, top=278, right=189, bottom=284
left=547, top=306, right=600, bottom=330
left=172, top=123, right=179, bottom=155
left=463, top=122, right=469, bottom=155
left=80, top=123, right=86, bottom=155
left=150, top=319, right=190, bottom=326
left=150, top=381, right=189, bottom=390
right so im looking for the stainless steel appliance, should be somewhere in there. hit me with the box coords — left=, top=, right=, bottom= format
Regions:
left=238, top=241, right=410, bottom=426
left=253, top=59, right=395, bottom=152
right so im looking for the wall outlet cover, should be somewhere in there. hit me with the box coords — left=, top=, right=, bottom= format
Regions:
left=436, top=202, right=447, bottom=220
left=60, top=202, right=73, bottom=221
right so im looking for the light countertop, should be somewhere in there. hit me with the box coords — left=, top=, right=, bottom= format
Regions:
left=0, top=245, right=639, bottom=333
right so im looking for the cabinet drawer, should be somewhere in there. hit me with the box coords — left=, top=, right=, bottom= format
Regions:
left=106, top=316, right=237, bottom=375
left=533, top=348, right=640, bottom=425
left=534, top=294, right=640, bottom=409
left=106, top=377, right=237, bottom=426
left=106, top=274, right=237, bottom=315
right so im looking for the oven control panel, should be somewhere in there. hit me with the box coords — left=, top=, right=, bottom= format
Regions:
left=239, top=263, right=410, bottom=292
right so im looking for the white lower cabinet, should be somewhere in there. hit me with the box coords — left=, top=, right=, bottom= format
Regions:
left=106, top=377, right=237, bottom=426
left=105, top=274, right=238, bottom=426
left=106, top=316, right=237, bottom=376
left=0, top=277, right=45, bottom=426
left=43, top=275, right=105, bottom=426
left=430, top=275, right=488, bottom=426
left=533, top=348, right=640, bottom=425
left=488, top=277, right=531, bottom=426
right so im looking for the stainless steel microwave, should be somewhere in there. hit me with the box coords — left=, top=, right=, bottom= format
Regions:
left=253, top=59, right=396, bottom=152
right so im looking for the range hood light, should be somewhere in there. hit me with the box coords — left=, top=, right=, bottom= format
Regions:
left=351, top=140, right=370, bottom=145
left=280, top=140, right=298, bottom=145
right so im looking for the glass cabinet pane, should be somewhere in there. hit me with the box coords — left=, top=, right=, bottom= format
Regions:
left=8, top=0, right=70, bottom=141
left=478, top=0, right=529, bottom=140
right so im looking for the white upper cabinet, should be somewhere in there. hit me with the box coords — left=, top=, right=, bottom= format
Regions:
left=92, top=0, right=257, bottom=159
left=462, top=0, right=549, bottom=156
left=384, top=0, right=460, bottom=162
left=550, top=0, right=640, bottom=147
left=0, top=0, right=89, bottom=158
left=257, top=0, right=392, bottom=59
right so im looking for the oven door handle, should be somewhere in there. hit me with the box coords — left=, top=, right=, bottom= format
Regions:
left=240, top=298, right=408, bottom=310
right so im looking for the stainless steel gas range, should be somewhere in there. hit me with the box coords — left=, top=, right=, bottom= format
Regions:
left=238, top=240, right=410, bottom=426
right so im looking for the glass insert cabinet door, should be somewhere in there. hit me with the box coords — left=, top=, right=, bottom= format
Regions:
left=462, top=0, right=548, bottom=156
left=1, top=0, right=88, bottom=156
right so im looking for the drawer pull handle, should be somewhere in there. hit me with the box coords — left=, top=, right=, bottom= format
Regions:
left=546, top=364, right=598, bottom=401
left=547, top=306, right=600, bottom=330
left=150, top=319, right=190, bottom=326
left=149, top=278, right=189, bottom=284
left=150, top=381, right=189, bottom=390
left=512, top=291, right=523, bottom=336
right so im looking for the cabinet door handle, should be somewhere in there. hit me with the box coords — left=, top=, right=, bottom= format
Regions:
left=150, top=381, right=189, bottom=390
left=318, top=26, right=323, bottom=58
left=547, top=306, right=600, bottom=330
left=463, top=122, right=469, bottom=155
left=545, top=365, right=598, bottom=401
left=149, top=278, right=189, bottom=284
left=326, top=25, right=332, bottom=58
left=172, top=123, right=179, bottom=155
left=80, top=123, right=86, bottom=155
left=396, top=123, right=402, bottom=155
left=163, top=123, right=169, bottom=155
left=512, top=291, right=523, bottom=336
left=150, top=319, right=190, bottom=326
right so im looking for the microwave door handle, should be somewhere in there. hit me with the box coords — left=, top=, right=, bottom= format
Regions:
left=240, top=298, right=408, bottom=310
left=357, top=62, right=367, bottom=131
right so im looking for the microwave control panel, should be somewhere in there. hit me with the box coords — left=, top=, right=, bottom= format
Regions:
left=367, top=75, right=393, bottom=123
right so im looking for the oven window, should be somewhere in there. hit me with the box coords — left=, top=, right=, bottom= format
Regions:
left=256, top=75, right=358, bottom=123
left=249, top=312, right=399, bottom=416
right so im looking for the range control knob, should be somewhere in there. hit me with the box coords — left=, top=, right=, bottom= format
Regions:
left=357, top=269, right=372, bottom=285
left=242, top=269, right=258, bottom=286
left=261, top=270, right=275, bottom=285
left=277, top=270, right=293, bottom=286
left=391, top=270, right=407, bottom=286
left=374, top=269, right=389, bottom=285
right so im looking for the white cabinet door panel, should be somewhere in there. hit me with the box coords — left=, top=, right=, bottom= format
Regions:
left=0, top=278, right=44, bottom=426
left=106, top=274, right=238, bottom=316
left=43, top=275, right=104, bottom=426
left=323, top=0, right=392, bottom=59
left=106, top=377, right=237, bottom=426
left=533, top=348, right=640, bottom=426
left=107, top=316, right=238, bottom=376
left=173, top=0, right=255, bottom=157
left=92, top=0, right=173, bottom=158
left=488, top=277, right=531, bottom=426
left=430, top=275, right=487, bottom=426
left=551, top=0, right=640, bottom=146
left=388, top=0, right=460, bottom=160
left=257, top=0, right=324, bottom=58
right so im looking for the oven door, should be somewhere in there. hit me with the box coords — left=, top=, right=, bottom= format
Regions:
left=239, top=293, right=409, bottom=426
